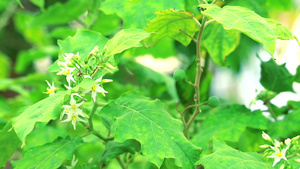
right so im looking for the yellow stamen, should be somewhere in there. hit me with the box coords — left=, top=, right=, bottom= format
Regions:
left=46, top=90, right=54, bottom=94
left=71, top=105, right=76, bottom=110
left=92, top=85, right=96, bottom=92
left=276, top=152, right=282, bottom=157
left=72, top=116, right=76, bottom=121
left=63, top=70, right=70, bottom=75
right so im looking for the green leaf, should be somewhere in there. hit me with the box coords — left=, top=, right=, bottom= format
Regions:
left=12, top=91, right=67, bottom=146
left=100, top=0, right=185, bottom=29
left=226, top=0, right=269, bottom=17
left=12, top=137, right=82, bottom=169
left=0, top=122, right=21, bottom=168
left=294, top=65, right=300, bottom=83
left=100, top=140, right=140, bottom=163
left=199, top=4, right=294, bottom=56
left=130, top=37, right=176, bottom=58
left=192, top=104, right=269, bottom=151
left=99, top=91, right=201, bottom=168
left=225, top=34, right=259, bottom=73
left=260, top=58, right=294, bottom=93
left=268, top=109, right=300, bottom=138
left=31, top=0, right=89, bottom=26
left=104, top=29, right=150, bottom=57
left=144, top=9, right=197, bottom=47
left=30, top=0, right=44, bottom=10
left=202, top=22, right=240, bottom=65
left=196, top=138, right=272, bottom=169
left=58, top=29, right=108, bottom=62
left=16, top=0, right=23, bottom=8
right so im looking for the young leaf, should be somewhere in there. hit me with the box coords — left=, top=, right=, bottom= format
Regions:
left=56, top=29, right=107, bottom=63
left=144, top=9, right=198, bottom=47
left=104, top=29, right=150, bottom=57
left=12, top=91, right=67, bottom=146
left=99, top=91, right=201, bottom=169
left=100, top=0, right=185, bottom=29
left=199, top=4, right=294, bottom=56
left=260, top=58, right=294, bottom=93
left=192, top=104, right=269, bottom=151
left=196, top=138, right=273, bottom=169
left=12, top=136, right=82, bottom=169
left=0, top=122, right=21, bottom=168
left=31, top=0, right=89, bottom=26
left=100, top=140, right=140, bottom=163
left=202, top=22, right=240, bottom=65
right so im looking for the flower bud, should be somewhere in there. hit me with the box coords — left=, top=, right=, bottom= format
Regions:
left=262, top=131, right=272, bottom=141
left=294, top=159, right=300, bottom=163
left=259, top=144, right=270, bottom=148
left=285, top=138, right=291, bottom=146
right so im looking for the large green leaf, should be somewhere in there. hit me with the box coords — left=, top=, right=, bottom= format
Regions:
left=260, top=58, right=294, bottom=93
left=99, top=91, right=201, bottom=169
left=196, top=139, right=272, bottom=169
left=104, top=29, right=150, bottom=57
left=202, top=22, right=240, bottom=65
left=12, top=91, right=67, bottom=146
left=100, top=140, right=140, bottom=163
left=48, top=29, right=108, bottom=73
left=268, top=110, right=300, bottom=138
left=144, top=9, right=198, bottom=47
left=58, top=29, right=108, bottom=61
left=0, top=122, right=21, bottom=168
left=199, top=4, right=294, bottom=56
left=100, top=0, right=185, bottom=29
left=130, top=37, right=176, bottom=58
left=226, top=0, right=269, bottom=17
left=12, top=137, right=82, bottom=169
left=31, top=0, right=89, bottom=26
left=192, top=104, right=269, bottom=151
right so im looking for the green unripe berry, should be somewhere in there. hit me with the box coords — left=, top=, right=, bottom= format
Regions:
left=173, top=69, right=186, bottom=81
left=208, top=96, right=220, bottom=107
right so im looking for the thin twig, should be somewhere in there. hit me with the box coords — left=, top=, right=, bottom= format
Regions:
left=204, top=19, right=216, bottom=27
left=184, top=80, right=195, bottom=87
left=116, top=156, right=127, bottom=169
left=179, top=29, right=197, bottom=42
left=184, top=16, right=208, bottom=138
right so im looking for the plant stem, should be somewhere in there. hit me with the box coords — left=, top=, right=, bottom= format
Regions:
left=89, top=101, right=98, bottom=130
left=116, top=156, right=127, bottom=169
left=184, top=16, right=208, bottom=137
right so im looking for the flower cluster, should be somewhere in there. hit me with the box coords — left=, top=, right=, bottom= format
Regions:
left=45, top=45, right=114, bottom=130
left=260, top=131, right=300, bottom=168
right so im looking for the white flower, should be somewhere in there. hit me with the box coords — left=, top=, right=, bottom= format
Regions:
left=262, top=131, right=272, bottom=141
left=84, top=75, right=109, bottom=102
left=44, top=80, right=58, bottom=96
left=267, top=145, right=289, bottom=167
left=57, top=61, right=76, bottom=87
left=61, top=94, right=85, bottom=130
left=65, top=155, right=78, bottom=169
